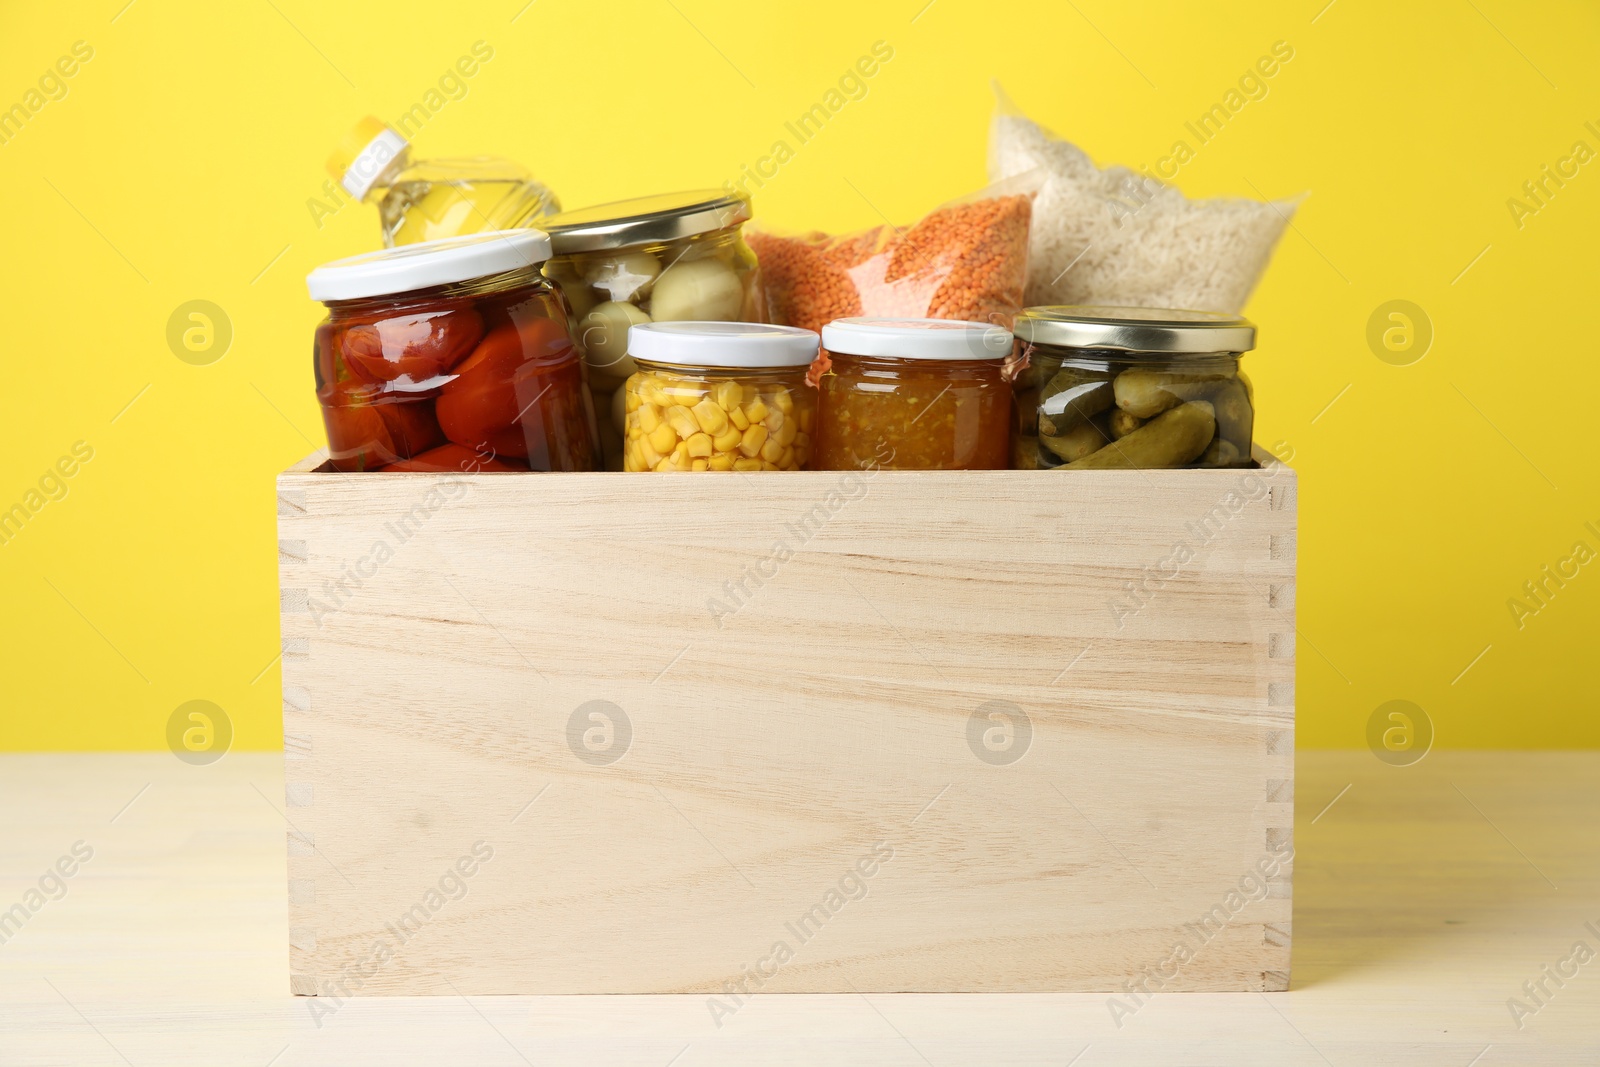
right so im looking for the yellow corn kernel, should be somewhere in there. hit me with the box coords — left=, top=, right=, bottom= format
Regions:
left=729, top=406, right=750, bottom=431
left=673, top=441, right=690, bottom=462
left=772, top=387, right=794, bottom=413
left=743, top=400, right=769, bottom=424
left=654, top=456, right=673, bottom=472
left=648, top=422, right=677, bottom=455
left=740, top=424, right=769, bottom=457
left=733, top=457, right=763, bottom=472
left=640, top=377, right=670, bottom=407
left=691, top=399, right=729, bottom=436
left=713, top=379, right=743, bottom=411
left=639, top=437, right=662, bottom=467
left=666, top=405, right=701, bottom=440
left=775, top=418, right=798, bottom=447
left=670, top=384, right=700, bottom=406
left=779, top=446, right=795, bottom=469
left=741, top=384, right=760, bottom=405
left=686, top=432, right=714, bottom=458
left=794, top=431, right=811, bottom=450
left=760, top=437, right=784, bottom=464
left=638, top=403, right=662, bottom=434
left=692, top=458, right=709, bottom=472
left=708, top=453, right=734, bottom=471
left=765, top=404, right=785, bottom=434
left=713, top=426, right=742, bottom=452
left=671, top=450, right=694, bottom=471
left=798, top=407, right=813, bottom=432
left=626, top=390, right=642, bottom=413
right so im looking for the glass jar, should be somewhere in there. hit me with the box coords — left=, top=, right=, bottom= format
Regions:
left=814, top=318, right=1014, bottom=471
left=306, top=230, right=597, bottom=473
left=1011, top=307, right=1256, bottom=470
left=540, top=191, right=766, bottom=469
left=622, top=323, right=817, bottom=473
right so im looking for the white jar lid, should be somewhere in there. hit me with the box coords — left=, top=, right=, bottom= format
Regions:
left=821, top=317, right=1014, bottom=361
left=306, top=230, right=552, bottom=302
left=628, top=322, right=819, bottom=369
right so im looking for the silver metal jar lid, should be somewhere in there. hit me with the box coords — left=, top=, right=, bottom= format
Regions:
left=542, top=190, right=752, bottom=255
left=1013, top=306, right=1256, bottom=354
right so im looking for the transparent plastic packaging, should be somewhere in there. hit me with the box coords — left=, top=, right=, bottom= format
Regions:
left=540, top=192, right=765, bottom=470
left=988, top=85, right=1297, bottom=313
left=307, top=233, right=597, bottom=473
left=747, top=173, right=1039, bottom=343
left=1010, top=307, right=1255, bottom=471
left=328, top=117, right=560, bottom=248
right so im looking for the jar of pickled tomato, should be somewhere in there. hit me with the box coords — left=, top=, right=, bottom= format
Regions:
left=813, top=318, right=1014, bottom=471
left=306, top=231, right=598, bottom=473
left=622, top=323, right=817, bottom=473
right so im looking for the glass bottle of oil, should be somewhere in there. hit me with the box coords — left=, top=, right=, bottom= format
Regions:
left=327, top=117, right=560, bottom=247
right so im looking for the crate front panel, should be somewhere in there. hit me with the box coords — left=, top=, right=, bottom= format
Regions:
left=278, top=464, right=1295, bottom=994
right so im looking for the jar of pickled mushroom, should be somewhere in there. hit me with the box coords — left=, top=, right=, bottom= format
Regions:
left=306, top=230, right=597, bottom=473
left=1010, top=307, right=1256, bottom=470
left=540, top=191, right=765, bottom=469
left=622, top=323, right=817, bottom=473
left=814, top=317, right=1014, bottom=471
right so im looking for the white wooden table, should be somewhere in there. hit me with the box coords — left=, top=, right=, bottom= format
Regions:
left=0, top=751, right=1594, bottom=1065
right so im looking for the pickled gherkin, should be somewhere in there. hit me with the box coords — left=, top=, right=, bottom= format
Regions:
left=1060, top=401, right=1215, bottom=470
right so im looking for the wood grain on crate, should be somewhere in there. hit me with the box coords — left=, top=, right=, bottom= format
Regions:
left=277, top=448, right=1295, bottom=995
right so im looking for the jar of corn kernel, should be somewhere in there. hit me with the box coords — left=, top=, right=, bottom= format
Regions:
left=622, top=322, right=818, bottom=472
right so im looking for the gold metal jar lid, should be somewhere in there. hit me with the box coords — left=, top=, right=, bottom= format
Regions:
left=1015, top=306, right=1256, bottom=354
left=542, top=190, right=752, bottom=255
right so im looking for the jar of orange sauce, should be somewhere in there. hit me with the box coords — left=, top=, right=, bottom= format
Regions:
left=814, top=318, right=1014, bottom=470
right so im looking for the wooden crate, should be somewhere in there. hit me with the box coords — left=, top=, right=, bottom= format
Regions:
left=276, top=449, right=1295, bottom=997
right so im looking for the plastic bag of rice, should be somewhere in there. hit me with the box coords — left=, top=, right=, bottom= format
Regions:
left=988, top=86, right=1299, bottom=314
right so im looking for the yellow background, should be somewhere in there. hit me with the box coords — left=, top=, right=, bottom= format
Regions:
left=2, top=0, right=1596, bottom=750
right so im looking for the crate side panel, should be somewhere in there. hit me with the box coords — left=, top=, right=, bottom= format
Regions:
left=282, top=468, right=1293, bottom=993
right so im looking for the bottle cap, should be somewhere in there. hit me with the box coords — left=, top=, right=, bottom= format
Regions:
left=327, top=117, right=409, bottom=199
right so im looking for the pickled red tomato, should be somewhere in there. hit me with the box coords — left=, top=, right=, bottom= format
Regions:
left=320, top=389, right=446, bottom=472
left=379, top=443, right=527, bottom=472
left=340, top=306, right=485, bottom=386
left=436, top=315, right=572, bottom=458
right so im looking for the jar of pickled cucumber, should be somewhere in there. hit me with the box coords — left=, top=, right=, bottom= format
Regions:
left=1011, top=307, right=1256, bottom=470
left=622, top=323, right=817, bottom=473
left=306, top=230, right=598, bottom=473
left=815, top=318, right=1014, bottom=471
left=541, top=191, right=766, bottom=469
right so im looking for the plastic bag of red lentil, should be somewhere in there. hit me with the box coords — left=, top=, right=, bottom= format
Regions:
left=747, top=172, right=1041, bottom=384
